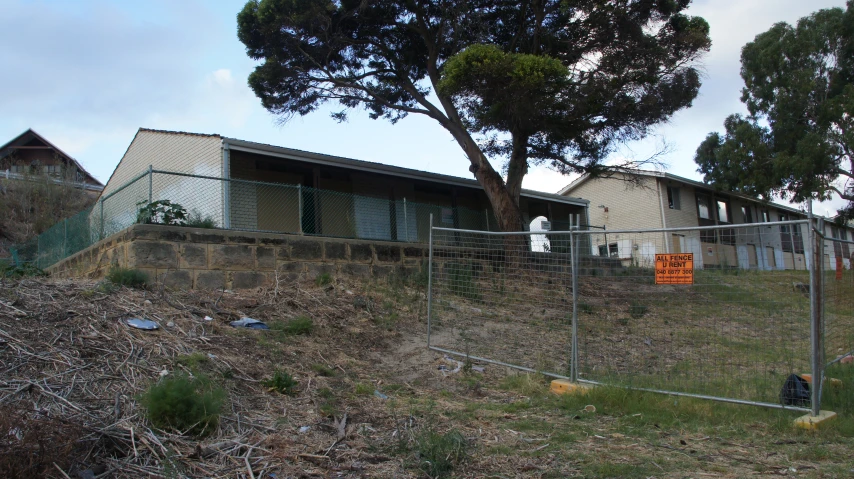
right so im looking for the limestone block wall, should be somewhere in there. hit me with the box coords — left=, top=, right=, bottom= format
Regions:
left=46, top=224, right=427, bottom=289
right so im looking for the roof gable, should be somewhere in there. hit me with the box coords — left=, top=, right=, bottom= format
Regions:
left=0, top=129, right=103, bottom=186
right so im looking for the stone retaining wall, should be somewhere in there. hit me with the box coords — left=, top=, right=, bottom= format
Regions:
left=47, top=224, right=427, bottom=289
left=46, top=224, right=623, bottom=289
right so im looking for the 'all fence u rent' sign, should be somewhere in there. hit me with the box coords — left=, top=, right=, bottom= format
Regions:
left=655, top=253, right=694, bottom=285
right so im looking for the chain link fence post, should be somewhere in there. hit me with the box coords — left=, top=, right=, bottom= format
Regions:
left=147, top=165, right=153, bottom=204
left=99, top=198, right=105, bottom=241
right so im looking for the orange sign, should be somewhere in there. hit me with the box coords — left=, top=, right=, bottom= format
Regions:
left=655, top=253, right=694, bottom=285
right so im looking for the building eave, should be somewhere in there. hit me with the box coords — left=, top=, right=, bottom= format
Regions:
left=224, top=137, right=589, bottom=207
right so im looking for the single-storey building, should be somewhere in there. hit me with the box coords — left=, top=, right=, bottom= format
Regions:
left=97, top=128, right=588, bottom=244
left=558, top=170, right=853, bottom=270
left=1, top=129, right=103, bottom=195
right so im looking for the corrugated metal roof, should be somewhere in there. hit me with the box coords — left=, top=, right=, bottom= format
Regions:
left=558, top=169, right=809, bottom=216
left=224, top=136, right=589, bottom=207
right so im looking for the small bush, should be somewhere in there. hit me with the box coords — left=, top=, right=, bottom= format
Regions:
left=315, top=272, right=332, bottom=286
left=415, top=428, right=467, bottom=478
left=263, top=370, right=298, bottom=395
left=0, top=262, right=46, bottom=279
left=136, top=200, right=188, bottom=226
left=272, top=316, right=314, bottom=336
left=106, top=266, right=148, bottom=288
left=629, top=302, right=648, bottom=319
left=186, top=210, right=217, bottom=229
left=140, top=374, right=224, bottom=437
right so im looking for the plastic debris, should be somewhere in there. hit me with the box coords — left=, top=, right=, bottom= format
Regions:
left=126, top=318, right=159, bottom=330
left=229, top=317, right=270, bottom=330
left=166, top=321, right=175, bottom=328
left=439, top=356, right=463, bottom=375
left=471, top=366, right=485, bottom=373
left=159, top=369, right=169, bottom=377
left=298, top=426, right=311, bottom=434
left=374, top=390, right=389, bottom=400
left=780, top=374, right=810, bottom=406
left=203, top=315, right=214, bottom=321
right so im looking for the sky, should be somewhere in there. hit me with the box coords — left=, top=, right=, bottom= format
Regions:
left=0, top=0, right=849, bottom=217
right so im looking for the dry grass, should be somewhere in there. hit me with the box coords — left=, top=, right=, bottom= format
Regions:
left=0, top=273, right=853, bottom=478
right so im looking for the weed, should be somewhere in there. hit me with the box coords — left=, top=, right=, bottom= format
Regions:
left=136, top=200, right=187, bottom=226
left=414, top=428, right=467, bottom=478
left=221, top=369, right=234, bottom=380
left=311, top=363, right=335, bottom=377
left=578, top=302, right=593, bottom=314
left=263, top=370, right=298, bottom=396
left=628, top=302, right=648, bottom=319
left=106, top=266, right=147, bottom=288
left=315, top=273, right=332, bottom=286
left=186, top=210, right=217, bottom=229
left=271, top=316, right=314, bottom=337
left=354, top=382, right=373, bottom=395
left=500, top=373, right=548, bottom=396
left=446, top=261, right=481, bottom=301
left=139, top=373, right=224, bottom=437
left=176, top=352, right=209, bottom=371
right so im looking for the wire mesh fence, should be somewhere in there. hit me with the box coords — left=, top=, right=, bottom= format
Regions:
left=821, top=232, right=854, bottom=370
left=12, top=168, right=529, bottom=269
left=427, top=218, right=846, bottom=412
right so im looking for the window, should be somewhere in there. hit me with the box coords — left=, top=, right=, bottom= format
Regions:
left=716, top=200, right=730, bottom=223
left=696, top=194, right=711, bottom=220
left=741, top=206, right=753, bottom=223
left=598, top=243, right=619, bottom=257
left=667, top=186, right=681, bottom=210
left=761, top=210, right=771, bottom=223
left=10, top=165, right=24, bottom=174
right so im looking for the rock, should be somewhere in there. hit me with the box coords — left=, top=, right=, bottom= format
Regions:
left=841, top=355, right=853, bottom=365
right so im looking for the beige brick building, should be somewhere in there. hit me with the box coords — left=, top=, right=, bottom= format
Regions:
left=559, top=171, right=853, bottom=271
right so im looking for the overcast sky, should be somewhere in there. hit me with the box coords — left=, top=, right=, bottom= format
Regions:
left=1, top=0, right=848, bottom=216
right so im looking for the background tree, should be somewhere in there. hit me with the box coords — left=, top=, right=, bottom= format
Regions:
left=695, top=1, right=854, bottom=219
left=238, top=0, right=711, bottom=231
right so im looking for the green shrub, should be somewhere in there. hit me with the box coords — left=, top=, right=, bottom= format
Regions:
left=0, top=262, right=46, bottom=279
left=415, top=428, right=467, bottom=478
left=186, top=210, right=217, bottom=229
left=315, top=273, right=332, bottom=286
left=139, top=374, right=224, bottom=437
left=263, top=370, right=298, bottom=395
left=106, top=267, right=147, bottom=288
left=629, top=302, right=648, bottom=319
left=136, top=200, right=188, bottom=226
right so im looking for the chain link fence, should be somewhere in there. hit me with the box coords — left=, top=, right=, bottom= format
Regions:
left=428, top=216, right=849, bottom=414
left=13, top=168, right=557, bottom=269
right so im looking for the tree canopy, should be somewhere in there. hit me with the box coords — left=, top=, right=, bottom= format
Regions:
left=238, top=0, right=711, bottom=231
left=695, top=1, right=854, bottom=220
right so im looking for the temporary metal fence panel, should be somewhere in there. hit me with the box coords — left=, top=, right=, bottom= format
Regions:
left=820, top=230, right=854, bottom=371
left=428, top=219, right=828, bottom=412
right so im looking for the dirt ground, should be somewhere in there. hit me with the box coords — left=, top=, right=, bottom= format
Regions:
left=1, top=275, right=852, bottom=478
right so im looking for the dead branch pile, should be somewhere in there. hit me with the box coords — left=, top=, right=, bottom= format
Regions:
left=0, top=277, right=421, bottom=478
